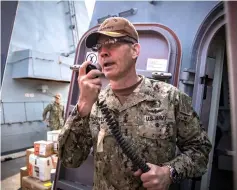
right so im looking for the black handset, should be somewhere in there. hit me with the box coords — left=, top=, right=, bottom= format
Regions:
left=85, top=64, right=150, bottom=173
left=86, top=64, right=98, bottom=74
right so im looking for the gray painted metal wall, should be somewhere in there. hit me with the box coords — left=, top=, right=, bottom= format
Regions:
left=1, top=1, right=90, bottom=154
left=90, top=1, right=218, bottom=72
left=8, top=1, right=89, bottom=55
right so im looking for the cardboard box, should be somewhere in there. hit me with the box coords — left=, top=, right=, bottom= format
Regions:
left=29, top=154, right=54, bottom=181
left=22, top=176, right=52, bottom=190
left=53, top=141, right=58, bottom=154
left=47, top=130, right=61, bottom=142
left=47, top=130, right=61, bottom=154
left=26, top=148, right=35, bottom=170
left=34, top=141, right=53, bottom=157
left=20, top=167, right=28, bottom=187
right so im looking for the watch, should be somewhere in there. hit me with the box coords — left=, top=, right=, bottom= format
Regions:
left=165, top=165, right=179, bottom=183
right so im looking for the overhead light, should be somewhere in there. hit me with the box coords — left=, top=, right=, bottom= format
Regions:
left=118, top=8, right=138, bottom=17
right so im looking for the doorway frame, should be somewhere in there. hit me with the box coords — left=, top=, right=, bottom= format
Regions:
left=191, top=2, right=225, bottom=115
left=190, top=2, right=229, bottom=190
left=199, top=36, right=225, bottom=190
left=225, top=1, right=237, bottom=189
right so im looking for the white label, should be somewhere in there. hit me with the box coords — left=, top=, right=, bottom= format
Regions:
left=47, top=134, right=53, bottom=141
left=52, top=134, right=59, bottom=141
left=86, top=52, right=98, bottom=64
left=34, top=166, right=39, bottom=178
left=146, top=58, right=168, bottom=72
left=39, top=144, right=46, bottom=155
left=29, top=155, right=35, bottom=163
left=54, top=142, right=58, bottom=151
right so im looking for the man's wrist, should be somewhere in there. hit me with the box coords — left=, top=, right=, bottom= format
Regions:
left=162, top=166, right=172, bottom=184
left=76, top=102, right=91, bottom=117
left=164, top=165, right=179, bottom=184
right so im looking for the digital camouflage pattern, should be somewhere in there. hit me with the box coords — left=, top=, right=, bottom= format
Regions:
left=58, top=76, right=212, bottom=190
left=43, top=102, right=65, bottom=130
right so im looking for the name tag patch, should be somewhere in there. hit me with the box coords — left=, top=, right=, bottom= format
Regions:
left=145, top=115, right=167, bottom=122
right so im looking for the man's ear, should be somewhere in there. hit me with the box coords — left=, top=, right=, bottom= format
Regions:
left=131, top=43, right=140, bottom=59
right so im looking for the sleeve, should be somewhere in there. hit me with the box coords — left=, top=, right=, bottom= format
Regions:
left=58, top=105, right=92, bottom=168
left=42, top=104, right=51, bottom=120
left=163, top=90, right=212, bottom=181
left=62, top=105, right=65, bottom=120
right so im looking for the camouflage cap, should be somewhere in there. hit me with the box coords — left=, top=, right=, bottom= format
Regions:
left=86, top=17, right=139, bottom=48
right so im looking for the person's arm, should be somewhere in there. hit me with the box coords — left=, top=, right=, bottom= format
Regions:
left=42, top=104, right=51, bottom=120
left=61, top=105, right=65, bottom=125
left=58, top=61, right=102, bottom=168
left=58, top=105, right=92, bottom=168
left=62, top=105, right=65, bottom=119
left=163, top=90, right=212, bottom=181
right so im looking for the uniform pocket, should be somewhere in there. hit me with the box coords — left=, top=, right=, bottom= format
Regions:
left=52, top=106, right=58, bottom=112
left=138, top=121, right=174, bottom=140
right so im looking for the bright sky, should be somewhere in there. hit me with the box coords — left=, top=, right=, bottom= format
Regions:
left=84, top=0, right=96, bottom=20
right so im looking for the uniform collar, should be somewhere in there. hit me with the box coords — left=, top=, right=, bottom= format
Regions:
left=98, top=75, right=158, bottom=112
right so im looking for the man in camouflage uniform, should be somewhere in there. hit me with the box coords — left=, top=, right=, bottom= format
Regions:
left=43, top=93, right=64, bottom=130
left=58, top=17, right=212, bottom=190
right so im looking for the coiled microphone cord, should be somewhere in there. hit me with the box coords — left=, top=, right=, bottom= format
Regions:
left=98, top=100, right=150, bottom=173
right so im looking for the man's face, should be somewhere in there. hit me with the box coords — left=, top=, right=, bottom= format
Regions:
left=55, top=96, right=61, bottom=104
left=96, top=36, right=140, bottom=80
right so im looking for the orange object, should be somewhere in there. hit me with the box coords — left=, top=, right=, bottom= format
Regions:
left=34, top=141, right=53, bottom=157
left=26, top=148, right=34, bottom=170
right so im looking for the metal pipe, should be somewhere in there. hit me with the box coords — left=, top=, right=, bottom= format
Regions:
left=2, top=102, right=5, bottom=124
left=69, top=64, right=81, bottom=71
left=70, top=63, right=102, bottom=72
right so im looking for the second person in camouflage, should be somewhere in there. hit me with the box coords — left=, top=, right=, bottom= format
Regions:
left=43, top=93, right=65, bottom=131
